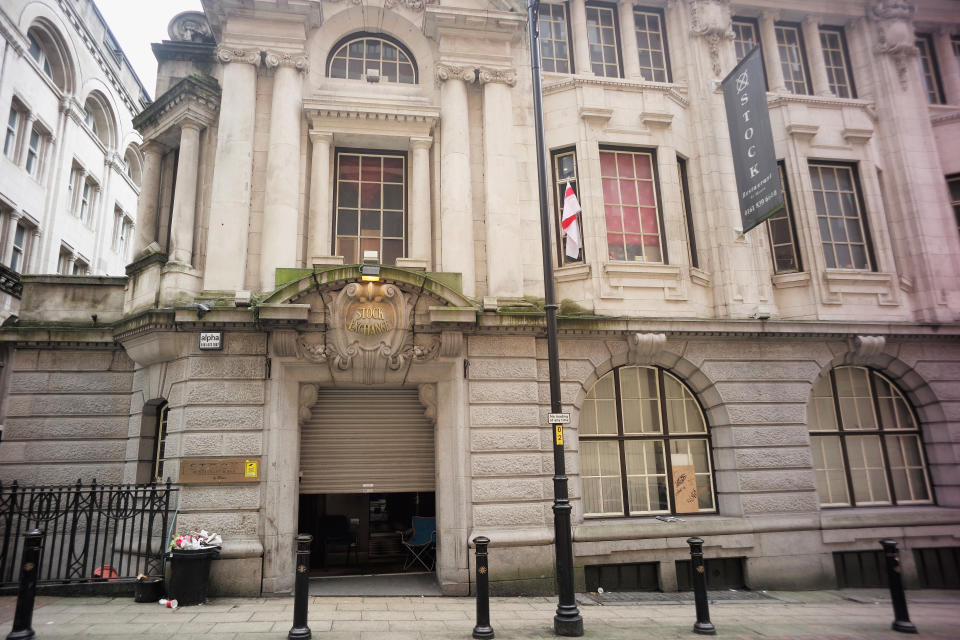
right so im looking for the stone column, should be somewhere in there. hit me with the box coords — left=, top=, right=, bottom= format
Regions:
left=28, top=230, right=40, bottom=273
left=133, top=142, right=163, bottom=257
left=260, top=52, right=307, bottom=291
left=204, top=46, right=260, bottom=292
left=408, top=136, right=433, bottom=267
left=63, top=252, right=75, bottom=275
left=479, top=68, right=522, bottom=297
left=934, top=28, right=960, bottom=105
left=759, top=12, right=786, bottom=92
left=569, top=0, right=593, bottom=75
left=619, top=1, right=642, bottom=80
left=307, top=130, right=333, bottom=265
left=802, top=17, right=832, bottom=96
left=169, top=120, right=202, bottom=265
left=1, top=212, right=22, bottom=266
left=436, top=63, right=476, bottom=297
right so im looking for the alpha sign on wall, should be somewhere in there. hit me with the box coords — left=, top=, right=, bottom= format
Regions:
left=723, top=46, right=784, bottom=234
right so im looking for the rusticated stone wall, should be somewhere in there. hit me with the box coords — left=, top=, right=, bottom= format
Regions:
left=0, top=347, right=135, bottom=485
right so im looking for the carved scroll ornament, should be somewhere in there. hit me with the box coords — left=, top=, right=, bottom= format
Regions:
left=478, top=67, right=518, bottom=87
left=686, top=0, right=735, bottom=77
left=264, top=51, right=310, bottom=73
left=872, top=0, right=918, bottom=90
left=216, top=46, right=261, bottom=66
left=436, top=63, right=476, bottom=85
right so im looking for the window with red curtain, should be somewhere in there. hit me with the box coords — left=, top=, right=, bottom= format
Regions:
left=600, top=148, right=663, bottom=263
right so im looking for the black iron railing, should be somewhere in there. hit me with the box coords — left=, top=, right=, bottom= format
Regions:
left=0, top=480, right=177, bottom=586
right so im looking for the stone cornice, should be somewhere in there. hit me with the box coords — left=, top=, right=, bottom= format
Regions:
left=304, top=99, right=440, bottom=127
left=543, top=76, right=690, bottom=108
left=132, top=74, right=222, bottom=135
left=0, top=10, right=26, bottom=56
left=767, top=92, right=875, bottom=113
left=325, top=0, right=438, bottom=10
left=424, top=5, right=526, bottom=38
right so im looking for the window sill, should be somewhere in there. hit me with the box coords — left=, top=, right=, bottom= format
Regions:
left=821, top=269, right=898, bottom=306
left=556, top=262, right=591, bottom=282
left=819, top=505, right=960, bottom=542
left=772, top=271, right=811, bottom=289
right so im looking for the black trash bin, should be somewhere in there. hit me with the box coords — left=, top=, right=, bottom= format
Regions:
left=167, top=547, right=219, bottom=606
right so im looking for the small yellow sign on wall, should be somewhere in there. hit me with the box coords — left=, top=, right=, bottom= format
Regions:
left=555, top=425, right=564, bottom=446
left=245, top=460, right=259, bottom=478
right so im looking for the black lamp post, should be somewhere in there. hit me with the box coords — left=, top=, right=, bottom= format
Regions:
left=525, top=0, right=583, bottom=635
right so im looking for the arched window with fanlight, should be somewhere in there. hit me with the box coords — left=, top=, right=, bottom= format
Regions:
left=26, top=23, right=73, bottom=93
left=807, top=366, right=933, bottom=507
left=579, top=366, right=716, bottom=517
left=327, top=32, right=417, bottom=84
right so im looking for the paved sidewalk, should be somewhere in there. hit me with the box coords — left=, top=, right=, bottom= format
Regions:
left=2, top=589, right=959, bottom=639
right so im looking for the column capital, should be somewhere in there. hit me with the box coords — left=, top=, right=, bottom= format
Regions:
left=140, top=139, right=165, bottom=156
left=870, top=0, right=918, bottom=90
left=308, top=130, right=334, bottom=145
left=760, top=11, right=780, bottom=23
left=802, top=15, right=821, bottom=28
left=177, top=117, right=204, bottom=132
left=216, top=45, right=261, bottom=66
left=477, top=67, right=517, bottom=87
left=264, top=51, right=309, bottom=73
left=435, top=63, right=476, bottom=85
left=410, top=136, right=433, bottom=151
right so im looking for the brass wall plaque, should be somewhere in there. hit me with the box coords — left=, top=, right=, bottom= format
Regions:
left=179, top=457, right=261, bottom=483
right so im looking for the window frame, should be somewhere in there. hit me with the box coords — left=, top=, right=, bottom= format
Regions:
left=766, top=161, right=803, bottom=274
left=331, top=147, right=409, bottom=265
left=632, top=6, right=671, bottom=83
left=152, top=402, right=169, bottom=483
left=599, top=145, right=668, bottom=264
left=732, top=17, right=761, bottom=64
left=677, top=155, right=698, bottom=269
left=27, top=31, right=54, bottom=81
left=585, top=1, right=624, bottom=79
left=819, top=25, right=857, bottom=99
left=808, top=160, right=876, bottom=271
left=916, top=34, right=946, bottom=105
left=4, top=105, right=20, bottom=160
left=551, top=146, right=583, bottom=265
left=539, top=2, right=574, bottom=74
left=326, top=32, right=419, bottom=84
left=24, top=126, right=42, bottom=177
left=948, top=173, right=960, bottom=236
left=774, top=21, right=813, bottom=95
left=580, top=365, right=718, bottom=518
left=9, top=221, right=26, bottom=273
left=808, top=366, right=934, bottom=508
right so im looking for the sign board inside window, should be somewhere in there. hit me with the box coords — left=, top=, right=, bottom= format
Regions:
left=672, top=465, right=699, bottom=514
left=199, top=331, right=223, bottom=350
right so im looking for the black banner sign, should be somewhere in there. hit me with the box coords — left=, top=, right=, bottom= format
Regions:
left=722, top=46, right=784, bottom=234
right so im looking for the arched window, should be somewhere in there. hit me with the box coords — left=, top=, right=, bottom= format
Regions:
left=82, top=93, right=115, bottom=148
left=327, top=33, right=417, bottom=84
left=808, top=366, right=933, bottom=507
left=26, top=24, right=72, bottom=92
left=123, top=145, right=142, bottom=186
left=580, top=366, right=716, bottom=517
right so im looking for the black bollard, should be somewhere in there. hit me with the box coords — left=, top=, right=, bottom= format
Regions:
left=686, top=537, right=716, bottom=636
left=288, top=534, right=313, bottom=640
left=880, top=539, right=917, bottom=634
left=7, top=529, right=44, bottom=640
left=472, top=536, right=495, bottom=640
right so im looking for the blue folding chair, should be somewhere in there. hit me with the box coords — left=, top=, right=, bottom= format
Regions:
left=401, top=516, right=436, bottom=571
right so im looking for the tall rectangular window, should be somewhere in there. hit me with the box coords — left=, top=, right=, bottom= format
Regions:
left=10, top=222, right=26, bottom=273
left=552, top=148, right=583, bottom=264
left=633, top=7, right=670, bottom=82
left=677, top=156, right=698, bottom=269
left=948, top=174, right=960, bottom=236
left=766, top=162, right=802, bottom=274
left=775, top=22, right=811, bottom=95
left=334, top=150, right=406, bottom=265
left=586, top=3, right=622, bottom=78
left=4, top=107, right=19, bottom=159
left=732, top=17, right=759, bottom=64
left=79, top=180, right=91, bottom=222
left=600, top=148, right=664, bottom=263
left=820, top=27, right=856, bottom=99
left=539, top=3, right=572, bottom=74
left=916, top=34, right=945, bottom=105
left=809, top=162, right=873, bottom=270
left=25, top=128, right=41, bottom=176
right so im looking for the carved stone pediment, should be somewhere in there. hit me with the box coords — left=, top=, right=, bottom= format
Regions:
left=293, top=281, right=440, bottom=383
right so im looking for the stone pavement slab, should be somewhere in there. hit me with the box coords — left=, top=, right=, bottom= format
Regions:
left=1, top=590, right=958, bottom=639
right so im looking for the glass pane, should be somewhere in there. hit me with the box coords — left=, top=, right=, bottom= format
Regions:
left=337, top=209, right=358, bottom=236
left=669, top=439, right=714, bottom=512
left=847, top=435, right=890, bottom=504
left=581, top=441, right=623, bottom=515
left=382, top=238, right=403, bottom=265
left=624, top=440, right=668, bottom=514
left=812, top=435, right=850, bottom=505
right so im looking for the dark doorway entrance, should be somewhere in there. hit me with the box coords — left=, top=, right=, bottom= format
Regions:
left=298, top=491, right=435, bottom=576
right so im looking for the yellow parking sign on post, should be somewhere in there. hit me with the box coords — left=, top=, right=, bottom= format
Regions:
left=555, top=425, right=564, bottom=446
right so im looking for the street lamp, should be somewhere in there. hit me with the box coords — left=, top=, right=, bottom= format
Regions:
left=525, top=0, right=583, bottom=635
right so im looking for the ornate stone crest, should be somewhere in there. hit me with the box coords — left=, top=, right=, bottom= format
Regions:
left=686, top=0, right=735, bottom=77
left=872, top=0, right=918, bottom=90
left=296, top=282, right=439, bottom=383
left=168, top=11, right=214, bottom=43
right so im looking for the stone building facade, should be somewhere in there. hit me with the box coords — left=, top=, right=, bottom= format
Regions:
left=1, top=0, right=959, bottom=597
left=0, top=0, right=147, bottom=323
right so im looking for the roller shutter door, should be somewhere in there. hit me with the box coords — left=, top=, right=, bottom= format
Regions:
left=300, top=388, right=435, bottom=494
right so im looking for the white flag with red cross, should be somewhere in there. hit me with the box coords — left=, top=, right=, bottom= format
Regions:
left=561, top=182, right=582, bottom=260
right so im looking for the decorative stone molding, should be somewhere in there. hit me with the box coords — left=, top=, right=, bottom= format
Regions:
left=418, top=384, right=438, bottom=424
left=435, top=63, right=476, bottom=85
left=299, top=384, right=318, bottom=422
left=628, top=332, right=667, bottom=365
left=264, top=51, right=309, bottom=73
left=326, top=0, right=438, bottom=8
left=686, top=0, right=735, bottom=77
left=853, top=335, right=886, bottom=359
left=440, top=330, right=463, bottom=357
left=215, top=46, right=261, bottom=66
left=168, top=11, right=214, bottom=43
left=871, top=0, right=918, bottom=90
left=273, top=330, right=299, bottom=357
left=477, top=67, right=517, bottom=87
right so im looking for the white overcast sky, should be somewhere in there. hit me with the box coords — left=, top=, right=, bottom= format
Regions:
left=96, top=0, right=204, bottom=98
